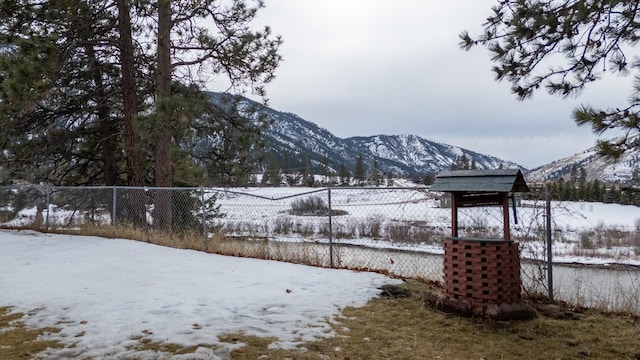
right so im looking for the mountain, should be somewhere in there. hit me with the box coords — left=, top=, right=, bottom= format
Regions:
left=526, top=143, right=640, bottom=183
left=208, top=92, right=524, bottom=177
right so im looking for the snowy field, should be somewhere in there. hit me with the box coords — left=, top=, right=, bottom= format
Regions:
left=0, top=230, right=401, bottom=359
left=2, top=185, right=640, bottom=266
left=211, top=188, right=640, bottom=266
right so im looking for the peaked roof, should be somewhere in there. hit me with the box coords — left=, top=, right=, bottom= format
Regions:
left=430, top=169, right=530, bottom=193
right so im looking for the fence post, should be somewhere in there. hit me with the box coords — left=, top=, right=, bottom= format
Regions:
left=545, top=184, right=554, bottom=302
left=112, top=186, right=117, bottom=238
left=328, top=187, right=333, bottom=267
left=201, top=187, right=207, bottom=252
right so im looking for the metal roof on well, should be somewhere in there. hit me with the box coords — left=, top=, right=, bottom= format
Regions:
left=430, top=169, right=530, bottom=193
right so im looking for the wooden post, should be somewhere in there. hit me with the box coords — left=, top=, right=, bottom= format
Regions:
left=502, top=192, right=510, bottom=240
left=451, top=193, right=458, bottom=237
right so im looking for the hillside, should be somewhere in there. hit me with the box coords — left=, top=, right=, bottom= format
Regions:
left=527, top=143, right=640, bottom=183
left=208, top=92, right=523, bottom=177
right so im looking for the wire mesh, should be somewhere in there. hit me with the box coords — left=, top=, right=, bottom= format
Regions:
left=0, top=185, right=638, bottom=314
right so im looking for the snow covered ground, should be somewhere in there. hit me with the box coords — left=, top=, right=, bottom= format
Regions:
left=0, top=230, right=401, bottom=359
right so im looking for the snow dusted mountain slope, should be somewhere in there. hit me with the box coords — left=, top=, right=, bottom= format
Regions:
left=527, top=144, right=640, bottom=182
left=206, top=93, right=524, bottom=176
left=346, top=134, right=520, bottom=174
left=205, top=92, right=523, bottom=176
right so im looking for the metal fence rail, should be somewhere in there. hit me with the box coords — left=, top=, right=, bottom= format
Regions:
left=0, top=185, right=638, bottom=314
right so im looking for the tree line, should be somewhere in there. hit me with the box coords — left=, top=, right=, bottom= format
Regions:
left=533, top=165, right=640, bottom=206
left=257, top=152, right=394, bottom=187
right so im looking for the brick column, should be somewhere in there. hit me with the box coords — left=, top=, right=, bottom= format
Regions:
left=443, top=238, right=521, bottom=306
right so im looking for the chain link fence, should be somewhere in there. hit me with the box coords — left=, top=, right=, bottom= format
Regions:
left=0, top=185, right=638, bottom=314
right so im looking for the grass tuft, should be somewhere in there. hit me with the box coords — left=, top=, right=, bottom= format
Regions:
left=0, top=307, right=62, bottom=360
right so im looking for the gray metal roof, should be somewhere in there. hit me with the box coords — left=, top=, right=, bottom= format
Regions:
left=430, top=169, right=530, bottom=193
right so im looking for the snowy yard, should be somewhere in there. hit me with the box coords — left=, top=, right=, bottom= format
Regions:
left=0, top=230, right=401, bottom=359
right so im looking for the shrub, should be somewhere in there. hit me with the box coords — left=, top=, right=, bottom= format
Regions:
left=273, top=217, right=293, bottom=234
left=580, top=231, right=595, bottom=249
left=290, top=196, right=328, bottom=216
left=289, top=196, right=347, bottom=216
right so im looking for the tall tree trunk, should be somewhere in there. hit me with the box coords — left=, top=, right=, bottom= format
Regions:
left=117, top=0, right=143, bottom=187
left=117, top=0, right=146, bottom=227
left=155, top=0, right=173, bottom=231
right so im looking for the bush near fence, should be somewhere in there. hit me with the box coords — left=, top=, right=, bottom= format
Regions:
left=0, top=185, right=638, bottom=314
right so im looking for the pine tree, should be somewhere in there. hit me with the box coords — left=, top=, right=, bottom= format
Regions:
left=354, top=155, right=365, bottom=186
left=552, top=178, right=565, bottom=200
left=261, top=152, right=280, bottom=187
left=579, top=168, right=587, bottom=184
left=300, top=155, right=313, bottom=187
left=462, top=1, right=640, bottom=158
left=591, top=180, right=603, bottom=202
left=570, top=165, right=579, bottom=183
left=321, top=156, right=330, bottom=184
left=339, top=163, right=350, bottom=186
left=620, top=190, right=631, bottom=205
left=577, top=179, right=587, bottom=201
left=603, top=186, right=616, bottom=203
left=460, top=154, right=470, bottom=170
left=423, top=174, right=435, bottom=186
left=0, top=0, right=282, bottom=189
left=451, top=155, right=472, bottom=170
left=385, top=171, right=394, bottom=187
left=632, top=167, right=640, bottom=186
left=371, top=158, right=380, bottom=186
left=0, top=1, right=126, bottom=185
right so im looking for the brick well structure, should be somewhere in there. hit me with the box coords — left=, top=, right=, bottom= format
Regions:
left=431, top=169, right=530, bottom=309
left=443, top=238, right=521, bottom=306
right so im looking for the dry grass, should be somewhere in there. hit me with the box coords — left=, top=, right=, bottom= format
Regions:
left=67, top=224, right=329, bottom=267
left=220, top=280, right=640, bottom=360
left=128, top=332, right=221, bottom=356
left=0, top=307, right=62, bottom=359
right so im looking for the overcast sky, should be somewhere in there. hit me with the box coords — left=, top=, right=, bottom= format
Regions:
left=217, top=0, right=633, bottom=169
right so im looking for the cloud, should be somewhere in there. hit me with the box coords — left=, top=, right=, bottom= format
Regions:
left=228, top=0, right=635, bottom=168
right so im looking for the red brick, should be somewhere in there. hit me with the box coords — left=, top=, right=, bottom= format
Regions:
left=443, top=238, right=522, bottom=306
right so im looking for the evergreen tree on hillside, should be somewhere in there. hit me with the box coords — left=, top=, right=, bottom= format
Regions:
left=321, top=156, right=330, bottom=184
left=339, top=163, right=350, bottom=186
left=451, top=154, right=471, bottom=170
left=354, top=155, right=365, bottom=186
left=591, top=180, right=603, bottom=202
left=579, top=167, right=587, bottom=184
left=570, top=165, right=579, bottom=183
left=370, top=158, right=381, bottom=186
left=632, top=167, right=640, bottom=186
left=423, top=174, right=435, bottom=186
left=300, top=154, right=314, bottom=187
left=261, top=152, right=281, bottom=187
left=386, top=171, right=394, bottom=187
